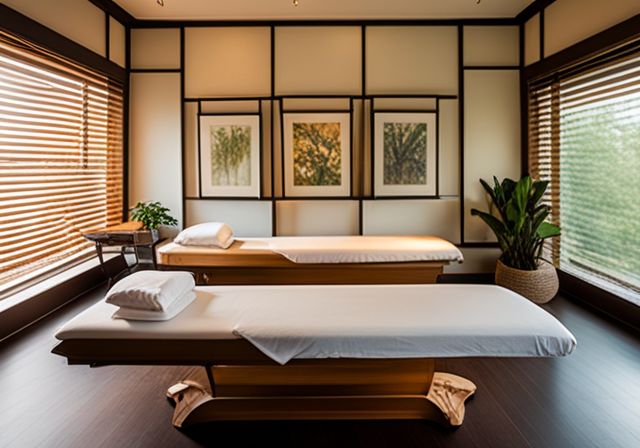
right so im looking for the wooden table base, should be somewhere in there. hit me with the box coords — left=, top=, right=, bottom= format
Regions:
left=166, top=366, right=476, bottom=428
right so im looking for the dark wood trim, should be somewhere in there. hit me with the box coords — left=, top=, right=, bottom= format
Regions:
left=522, top=13, right=640, bottom=81
left=559, top=270, right=640, bottom=332
left=180, top=26, right=186, bottom=225
left=515, top=0, right=556, bottom=24
left=437, top=273, right=494, bottom=284
left=457, top=25, right=465, bottom=244
left=539, top=8, right=545, bottom=60
left=105, top=12, right=110, bottom=61
left=87, top=0, right=137, bottom=27
left=131, top=18, right=519, bottom=29
left=0, top=3, right=126, bottom=82
left=519, top=23, right=529, bottom=178
left=0, top=256, right=126, bottom=342
left=122, top=24, right=131, bottom=219
left=463, top=66, right=521, bottom=70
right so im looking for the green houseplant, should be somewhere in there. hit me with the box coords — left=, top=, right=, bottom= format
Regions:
left=471, top=176, right=561, bottom=303
left=130, top=201, right=177, bottom=240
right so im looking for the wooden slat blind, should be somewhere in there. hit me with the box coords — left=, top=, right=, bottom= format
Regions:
left=528, top=42, right=640, bottom=305
left=0, top=31, right=123, bottom=293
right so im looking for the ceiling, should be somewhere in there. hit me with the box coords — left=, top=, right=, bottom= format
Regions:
left=113, top=0, right=536, bottom=21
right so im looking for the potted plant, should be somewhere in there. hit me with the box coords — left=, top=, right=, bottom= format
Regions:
left=471, top=176, right=561, bottom=303
left=129, top=201, right=178, bottom=242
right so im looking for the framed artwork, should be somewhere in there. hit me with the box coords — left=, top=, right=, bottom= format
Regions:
left=373, top=112, right=437, bottom=197
left=198, top=114, right=261, bottom=198
left=282, top=112, right=351, bottom=197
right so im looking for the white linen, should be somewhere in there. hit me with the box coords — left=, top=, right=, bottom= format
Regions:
left=267, top=236, right=463, bottom=264
left=56, top=284, right=576, bottom=365
left=174, top=222, right=234, bottom=249
left=105, top=271, right=195, bottom=311
left=112, top=290, right=196, bottom=321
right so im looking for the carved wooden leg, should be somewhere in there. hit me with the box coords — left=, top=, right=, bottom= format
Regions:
left=166, top=381, right=214, bottom=428
left=426, top=372, right=477, bottom=426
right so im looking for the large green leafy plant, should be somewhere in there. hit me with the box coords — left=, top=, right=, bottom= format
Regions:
left=471, top=176, right=560, bottom=271
left=129, top=201, right=177, bottom=230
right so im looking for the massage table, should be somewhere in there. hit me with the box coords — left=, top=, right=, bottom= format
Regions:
left=53, top=284, right=576, bottom=428
left=156, top=235, right=463, bottom=285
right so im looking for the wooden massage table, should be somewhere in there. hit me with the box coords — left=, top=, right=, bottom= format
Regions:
left=53, top=284, right=576, bottom=428
left=156, top=235, right=464, bottom=285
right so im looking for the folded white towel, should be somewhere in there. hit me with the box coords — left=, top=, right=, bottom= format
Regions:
left=112, top=290, right=196, bottom=321
left=105, top=271, right=195, bottom=311
left=174, top=222, right=234, bottom=249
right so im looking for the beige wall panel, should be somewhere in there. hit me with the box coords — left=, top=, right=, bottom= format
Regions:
left=129, top=73, right=182, bottom=228
left=366, top=27, right=458, bottom=95
left=4, top=0, right=105, bottom=55
left=363, top=199, right=460, bottom=243
left=261, top=100, right=273, bottom=197
left=109, top=17, right=126, bottom=68
left=463, top=26, right=519, bottom=66
left=352, top=100, right=364, bottom=196
left=545, top=0, right=640, bottom=56
left=185, top=27, right=270, bottom=98
left=186, top=200, right=272, bottom=237
left=524, top=14, right=541, bottom=66
left=184, top=102, right=199, bottom=198
left=463, top=70, right=520, bottom=242
left=363, top=99, right=372, bottom=196
left=443, top=248, right=501, bottom=274
left=200, top=101, right=260, bottom=113
left=283, top=98, right=351, bottom=111
left=275, top=27, right=361, bottom=95
left=439, top=99, right=459, bottom=196
left=131, top=28, right=181, bottom=69
left=374, top=98, right=437, bottom=110
left=277, top=201, right=359, bottom=236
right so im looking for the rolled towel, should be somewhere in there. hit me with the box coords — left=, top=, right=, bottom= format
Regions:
left=112, top=290, right=196, bottom=321
left=174, top=222, right=234, bottom=249
left=105, top=271, right=195, bottom=311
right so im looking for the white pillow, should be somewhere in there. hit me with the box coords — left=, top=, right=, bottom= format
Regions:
left=174, top=222, right=234, bottom=249
left=105, top=271, right=195, bottom=311
left=112, top=290, right=196, bottom=321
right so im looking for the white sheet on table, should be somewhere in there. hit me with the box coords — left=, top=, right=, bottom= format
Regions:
left=267, top=235, right=464, bottom=264
left=55, top=284, right=576, bottom=366
left=231, top=284, right=575, bottom=364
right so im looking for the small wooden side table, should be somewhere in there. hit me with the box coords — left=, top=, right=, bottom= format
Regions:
left=83, top=222, right=164, bottom=285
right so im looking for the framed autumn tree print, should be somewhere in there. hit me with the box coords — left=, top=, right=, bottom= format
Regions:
left=373, top=112, right=437, bottom=197
left=283, top=112, right=351, bottom=197
left=198, top=114, right=261, bottom=198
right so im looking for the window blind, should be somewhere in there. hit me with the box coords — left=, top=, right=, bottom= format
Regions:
left=528, top=43, right=640, bottom=305
left=0, top=31, right=123, bottom=295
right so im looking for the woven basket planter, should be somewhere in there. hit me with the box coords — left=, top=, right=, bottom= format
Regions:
left=495, top=260, right=559, bottom=304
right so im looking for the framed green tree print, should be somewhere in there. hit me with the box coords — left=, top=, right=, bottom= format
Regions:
left=283, top=112, right=351, bottom=197
left=373, top=112, right=437, bottom=197
left=198, top=114, right=261, bottom=198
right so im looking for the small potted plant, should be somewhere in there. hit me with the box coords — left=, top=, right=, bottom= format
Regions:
left=129, top=201, right=178, bottom=242
left=471, top=176, right=561, bottom=303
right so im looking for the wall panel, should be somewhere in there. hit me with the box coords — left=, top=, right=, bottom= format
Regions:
left=186, top=200, right=272, bottom=237
left=545, top=0, right=640, bottom=57
left=524, top=14, right=541, bottom=66
left=129, top=73, right=183, bottom=227
left=131, top=28, right=181, bottom=69
left=463, top=70, right=520, bottom=242
left=277, top=201, right=359, bottom=236
left=363, top=199, right=460, bottom=243
left=439, top=99, right=459, bottom=196
left=185, top=27, right=270, bottom=97
left=275, top=27, right=361, bottom=95
left=463, top=26, right=519, bottom=66
left=109, top=17, right=126, bottom=68
left=3, top=0, right=105, bottom=55
left=366, top=26, right=458, bottom=94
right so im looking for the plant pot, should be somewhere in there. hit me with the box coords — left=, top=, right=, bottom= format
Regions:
left=133, top=228, right=159, bottom=244
left=495, top=259, right=559, bottom=304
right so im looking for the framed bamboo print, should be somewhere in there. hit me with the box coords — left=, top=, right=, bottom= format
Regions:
left=373, top=112, right=437, bottom=197
left=283, top=112, right=351, bottom=197
left=199, top=114, right=261, bottom=198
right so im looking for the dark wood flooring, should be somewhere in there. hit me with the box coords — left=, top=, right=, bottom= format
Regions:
left=1, top=285, right=640, bottom=448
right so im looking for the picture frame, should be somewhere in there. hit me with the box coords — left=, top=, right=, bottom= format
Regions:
left=373, top=112, right=437, bottom=197
left=198, top=114, right=261, bottom=198
left=282, top=112, right=351, bottom=197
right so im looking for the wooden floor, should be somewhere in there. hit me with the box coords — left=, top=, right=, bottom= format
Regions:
left=1, top=285, right=640, bottom=448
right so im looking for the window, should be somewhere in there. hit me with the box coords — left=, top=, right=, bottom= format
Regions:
left=0, top=31, right=123, bottom=297
left=528, top=42, right=640, bottom=305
